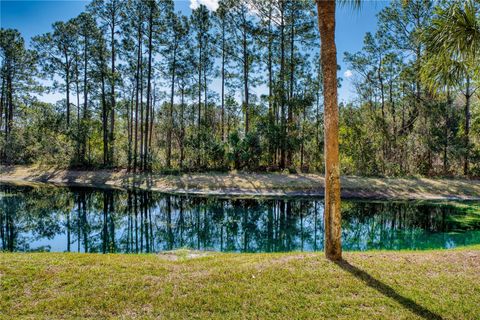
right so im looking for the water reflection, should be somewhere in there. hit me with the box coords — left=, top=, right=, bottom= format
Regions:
left=1, top=184, right=479, bottom=253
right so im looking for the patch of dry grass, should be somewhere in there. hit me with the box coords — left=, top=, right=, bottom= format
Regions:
left=1, top=247, right=480, bottom=319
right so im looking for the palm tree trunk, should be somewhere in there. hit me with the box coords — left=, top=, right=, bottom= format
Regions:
left=316, top=0, right=342, bottom=261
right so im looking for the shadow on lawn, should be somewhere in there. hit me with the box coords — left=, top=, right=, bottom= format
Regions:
left=336, top=260, right=443, bottom=320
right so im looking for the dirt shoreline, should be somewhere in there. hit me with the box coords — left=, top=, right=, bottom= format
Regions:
left=1, top=165, right=480, bottom=200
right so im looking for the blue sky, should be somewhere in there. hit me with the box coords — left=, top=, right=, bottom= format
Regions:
left=1, top=0, right=390, bottom=103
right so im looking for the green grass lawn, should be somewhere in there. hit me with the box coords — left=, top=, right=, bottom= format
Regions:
left=1, top=247, right=480, bottom=319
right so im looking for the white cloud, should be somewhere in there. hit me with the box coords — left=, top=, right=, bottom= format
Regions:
left=190, top=0, right=219, bottom=11
left=344, top=70, right=353, bottom=78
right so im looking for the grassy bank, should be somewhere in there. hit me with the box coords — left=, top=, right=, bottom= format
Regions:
left=1, top=164, right=480, bottom=199
left=1, top=248, right=479, bottom=319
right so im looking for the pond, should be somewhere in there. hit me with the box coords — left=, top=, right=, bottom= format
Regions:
left=1, top=183, right=479, bottom=253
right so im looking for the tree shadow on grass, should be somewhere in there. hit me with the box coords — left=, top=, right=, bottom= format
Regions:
left=335, top=259, right=443, bottom=320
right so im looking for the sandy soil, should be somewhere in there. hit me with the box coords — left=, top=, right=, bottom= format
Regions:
left=1, top=164, right=480, bottom=199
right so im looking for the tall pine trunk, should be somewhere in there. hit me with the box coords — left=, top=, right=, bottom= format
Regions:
left=279, top=2, right=286, bottom=169
left=464, top=75, right=471, bottom=176
left=179, top=87, right=185, bottom=169
left=100, top=42, right=108, bottom=167
left=64, top=52, right=70, bottom=127
left=109, top=18, right=116, bottom=167
left=139, top=48, right=144, bottom=170
left=81, top=33, right=88, bottom=165
left=75, top=60, right=81, bottom=137
left=267, top=3, right=274, bottom=165
left=242, top=13, right=249, bottom=134
left=0, top=72, right=4, bottom=138
left=197, top=31, right=202, bottom=167
left=149, top=85, right=154, bottom=156
left=101, top=67, right=108, bottom=166
left=444, top=89, right=452, bottom=174
left=144, top=2, right=154, bottom=172
left=167, top=44, right=177, bottom=168
left=7, top=69, right=13, bottom=134
left=127, top=88, right=134, bottom=171
left=134, top=14, right=142, bottom=172
left=203, top=36, right=208, bottom=128
left=287, top=10, right=295, bottom=168
left=221, top=20, right=225, bottom=142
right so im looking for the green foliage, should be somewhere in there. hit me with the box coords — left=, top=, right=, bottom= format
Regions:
left=227, top=131, right=262, bottom=170
left=204, top=135, right=226, bottom=168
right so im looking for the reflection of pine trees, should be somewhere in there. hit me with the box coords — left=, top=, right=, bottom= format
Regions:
left=340, top=201, right=477, bottom=250
left=0, top=186, right=21, bottom=251
left=1, top=184, right=480, bottom=252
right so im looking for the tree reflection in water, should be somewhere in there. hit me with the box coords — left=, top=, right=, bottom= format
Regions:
left=1, top=184, right=479, bottom=253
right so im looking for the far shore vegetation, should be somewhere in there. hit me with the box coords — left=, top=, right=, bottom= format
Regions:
left=1, top=0, right=479, bottom=178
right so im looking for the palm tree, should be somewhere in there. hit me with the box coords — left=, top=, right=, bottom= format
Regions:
left=423, top=0, right=480, bottom=176
left=315, top=0, right=361, bottom=261
left=315, top=0, right=340, bottom=261
left=420, top=50, right=462, bottom=174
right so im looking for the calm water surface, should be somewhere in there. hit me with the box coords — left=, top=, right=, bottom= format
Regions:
left=1, top=184, right=479, bottom=253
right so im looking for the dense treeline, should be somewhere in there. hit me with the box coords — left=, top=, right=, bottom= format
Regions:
left=0, top=0, right=479, bottom=176
left=342, top=0, right=480, bottom=176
